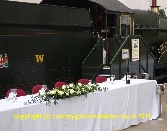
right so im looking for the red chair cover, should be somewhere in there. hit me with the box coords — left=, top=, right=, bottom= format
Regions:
left=78, top=79, right=89, bottom=85
left=32, top=84, right=42, bottom=94
left=55, top=81, right=67, bottom=88
left=32, top=85, right=49, bottom=94
left=95, top=76, right=107, bottom=83
left=6, top=89, right=27, bottom=97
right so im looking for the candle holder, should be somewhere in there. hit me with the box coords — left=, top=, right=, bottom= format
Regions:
left=156, top=84, right=165, bottom=120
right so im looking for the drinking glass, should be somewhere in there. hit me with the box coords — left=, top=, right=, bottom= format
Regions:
left=110, top=75, right=115, bottom=84
left=88, top=80, right=92, bottom=84
left=133, top=75, right=138, bottom=79
left=11, top=89, right=17, bottom=102
left=41, top=85, right=47, bottom=91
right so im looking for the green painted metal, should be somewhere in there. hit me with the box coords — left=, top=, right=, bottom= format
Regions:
left=82, top=35, right=155, bottom=81
left=132, top=9, right=158, bottom=45
left=0, top=1, right=92, bottom=98
left=109, top=35, right=155, bottom=80
left=0, top=1, right=91, bottom=28
left=82, top=37, right=103, bottom=80
left=0, top=29, right=90, bottom=96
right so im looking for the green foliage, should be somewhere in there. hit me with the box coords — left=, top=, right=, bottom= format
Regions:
left=39, top=83, right=108, bottom=105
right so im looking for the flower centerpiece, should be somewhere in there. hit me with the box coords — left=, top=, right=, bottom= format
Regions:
left=24, top=83, right=108, bottom=105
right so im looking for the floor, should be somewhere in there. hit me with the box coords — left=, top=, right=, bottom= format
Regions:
left=123, top=88, right=167, bottom=131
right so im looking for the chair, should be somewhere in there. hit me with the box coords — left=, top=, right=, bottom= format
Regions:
left=55, top=81, right=67, bottom=88
left=95, top=76, right=107, bottom=83
left=6, top=88, right=27, bottom=97
left=78, top=79, right=89, bottom=85
left=32, top=84, right=49, bottom=94
left=32, top=84, right=42, bottom=94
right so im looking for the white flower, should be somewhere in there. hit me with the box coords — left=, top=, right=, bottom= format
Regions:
left=76, top=90, right=81, bottom=95
left=47, top=92, right=51, bottom=95
left=58, top=91, right=64, bottom=96
left=65, top=92, right=69, bottom=96
left=76, top=86, right=80, bottom=90
left=78, top=83, right=82, bottom=86
left=47, top=89, right=58, bottom=94
left=54, top=88, right=58, bottom=91
left=81, top=88, right=85, bottom=92
left=62, top=85, right=66, bottom=90
left=39, top=90, right=45, bottom=96
left=69, top=84, right=74, bottom=87
left=69, top=89, right=74, bottom=94
left=50, top=90, right=57, bottom=95
left=87, top=85, right=91, bottom=90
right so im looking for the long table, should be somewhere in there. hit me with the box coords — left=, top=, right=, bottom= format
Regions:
left=0, top=79, right=159, bottom=131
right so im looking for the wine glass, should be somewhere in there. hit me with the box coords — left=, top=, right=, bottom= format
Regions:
left=110, top=75, right=115, bottom=84
left=41, top=85, right=47, bottom=91
left=133, top=75, right=138, bottom=79
left=88, top=80, right=92, bottom=84
left=11, top=89, right=17, bottom=102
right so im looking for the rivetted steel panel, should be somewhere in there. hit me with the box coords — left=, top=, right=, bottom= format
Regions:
left=0, top=1, right=91, bottom=27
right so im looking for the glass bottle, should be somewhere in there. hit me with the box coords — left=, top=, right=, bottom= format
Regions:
left=126, top=72, right=131, bottom=84
left=126, top=68, right=131, bottom=84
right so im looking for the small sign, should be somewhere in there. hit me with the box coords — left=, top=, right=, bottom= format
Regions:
left=132, top=39, right=139, bottom=61
left=122, top=49, right=129, bottom=59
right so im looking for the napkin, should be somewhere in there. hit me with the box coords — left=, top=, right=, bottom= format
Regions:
left=8, top=92, right=17, bottom=100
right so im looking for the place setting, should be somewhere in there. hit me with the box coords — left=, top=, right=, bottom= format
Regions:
left=5, top=89, right=17, bottom=103
left=105, top=75, right=116, bottom=84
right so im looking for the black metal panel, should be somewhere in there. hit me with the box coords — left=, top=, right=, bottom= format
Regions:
left=0, top=1, right=91, bottom=27
left=88, top=0, right=133, bottom=13
left=109, top=35, right=155, bottom=80
left=132, top=9, right=158, bottom=28
left=0, top=27, right=91, bottom=98
left=0, top=1, right=92, bottom=98
left=82, top=37, right=103, bottom=80
left=132, top=9, right=158, bottom=45
left=159, top=18, right=167, bottom=42
left=41, top=0, right=133, bottom=14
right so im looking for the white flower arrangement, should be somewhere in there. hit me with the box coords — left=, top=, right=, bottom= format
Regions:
left=24, top=82, right=108, bottom=106
left=40, top=82, right=108, bottom=105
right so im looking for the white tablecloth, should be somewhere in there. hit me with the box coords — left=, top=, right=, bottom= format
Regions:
left=0, top=79, right=159, bottom=131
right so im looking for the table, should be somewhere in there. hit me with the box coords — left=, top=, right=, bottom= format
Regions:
left=0, top=79, right=159, bottom=131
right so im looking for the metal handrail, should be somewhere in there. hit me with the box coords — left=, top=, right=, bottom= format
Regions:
left=109, top=35, right=156, bottom=65
left=82, top=36, right=103, bottom=80
left=108, top=35, right=155, bottom=79
left=82, top=36, right=103, bottom=64
left=109, top=35, right=130, bottom=65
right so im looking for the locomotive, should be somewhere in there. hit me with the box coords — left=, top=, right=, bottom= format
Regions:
left=40, top=0, right=167, bottom=81
left=0, top=0, right=167, bottom=98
